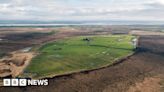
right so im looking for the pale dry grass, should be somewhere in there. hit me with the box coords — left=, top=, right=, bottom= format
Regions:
left=130, top=30, right=164, bottom=36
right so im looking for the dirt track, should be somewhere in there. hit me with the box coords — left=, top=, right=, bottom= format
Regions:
left=1, top=35, right=164, bottom=92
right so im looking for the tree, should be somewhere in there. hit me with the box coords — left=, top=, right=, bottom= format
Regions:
left=83, top=38, right=91, bottom=45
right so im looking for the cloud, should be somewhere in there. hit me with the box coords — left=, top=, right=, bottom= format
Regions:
left=0, top=0, right=164, bottom=21
left=156, top=0, right=164, bottom=5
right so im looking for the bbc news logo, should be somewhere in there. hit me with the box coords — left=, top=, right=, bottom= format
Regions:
left=3, top=79, right=48, bottom=86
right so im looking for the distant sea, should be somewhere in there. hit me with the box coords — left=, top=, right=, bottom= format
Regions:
left=0, top=20, right=164, bottom=26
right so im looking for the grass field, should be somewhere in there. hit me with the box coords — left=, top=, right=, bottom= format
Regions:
left=25, top=35, right=135, bottom=78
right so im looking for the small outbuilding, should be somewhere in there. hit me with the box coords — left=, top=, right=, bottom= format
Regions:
left=132, top=38, right=138, bottom=48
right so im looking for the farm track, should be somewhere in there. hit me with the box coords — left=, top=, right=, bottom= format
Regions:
left=1, top=35, right=164, bottom=92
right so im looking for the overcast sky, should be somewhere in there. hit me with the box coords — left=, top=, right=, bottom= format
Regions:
left=0, top=0, right=164, bottom=21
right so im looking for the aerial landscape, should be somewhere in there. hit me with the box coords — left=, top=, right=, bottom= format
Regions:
left=0, top=0, right=164, bottom=92
left=0, top=25, right=164, bottom=92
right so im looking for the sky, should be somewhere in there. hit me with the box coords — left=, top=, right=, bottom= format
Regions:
left=0, top=0, right=164, bottom=21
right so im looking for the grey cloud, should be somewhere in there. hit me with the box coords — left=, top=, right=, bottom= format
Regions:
left=0, top=0, right=164, bottom=21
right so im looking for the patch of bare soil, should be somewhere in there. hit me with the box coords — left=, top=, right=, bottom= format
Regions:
left=0, top=51, right=35, bottom=78
left=127, top=76, right=161, bottom=92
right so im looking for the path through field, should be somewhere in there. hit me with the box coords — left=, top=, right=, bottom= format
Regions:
left=1, top=35, right=164, bottom=92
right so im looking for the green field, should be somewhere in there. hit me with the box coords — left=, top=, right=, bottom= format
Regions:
left=25, top=35, right=135, bottom=78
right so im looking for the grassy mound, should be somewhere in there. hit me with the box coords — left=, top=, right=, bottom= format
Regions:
left=25, top=35, right=135, bottom=78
